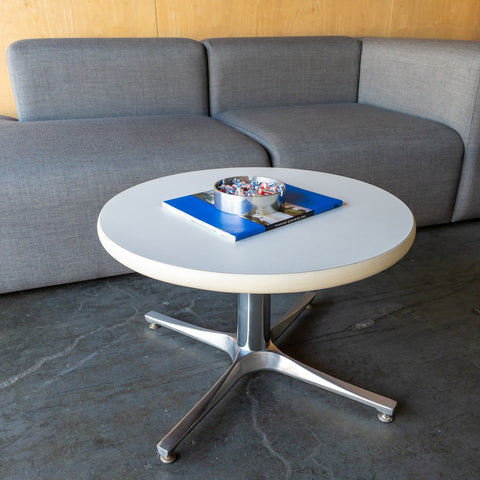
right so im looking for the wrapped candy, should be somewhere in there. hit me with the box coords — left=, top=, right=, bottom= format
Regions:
left=217, top=177, right=284, bottom=197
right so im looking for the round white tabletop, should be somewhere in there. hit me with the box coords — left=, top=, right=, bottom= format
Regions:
left=98, top=167, right=415, bottom=294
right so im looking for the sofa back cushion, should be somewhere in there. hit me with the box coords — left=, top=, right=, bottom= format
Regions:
left=7, top=38, right=209, bottom=121
left=203, top=36, right=362, bottom=116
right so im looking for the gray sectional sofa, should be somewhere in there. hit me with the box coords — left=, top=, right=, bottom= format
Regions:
left=1, top=36, right=479, bottom=294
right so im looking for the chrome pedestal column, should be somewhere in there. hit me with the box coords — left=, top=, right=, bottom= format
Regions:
left=145, top=293, right=397, bottom=463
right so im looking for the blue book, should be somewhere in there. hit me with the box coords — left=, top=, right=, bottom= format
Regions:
left=163, top=184, right=343, bottom=241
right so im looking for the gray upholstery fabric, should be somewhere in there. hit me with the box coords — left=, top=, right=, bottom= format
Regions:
left=358, top=37, right=480, bottom=222
left=203, top=36, right=362, bottom=115
left=7, top=38, right=209, bottom=121
left=3, top=35, right=478, bottom=295
left=0, top=115, right=269, bottom=293
left=216, top=103, right=464, bottom=226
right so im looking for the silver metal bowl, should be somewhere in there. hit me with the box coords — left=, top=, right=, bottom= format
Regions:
left=214, top=176, right=285, bottom=216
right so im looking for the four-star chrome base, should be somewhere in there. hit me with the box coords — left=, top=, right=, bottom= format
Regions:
left=145, top=293, right=397, bottom=463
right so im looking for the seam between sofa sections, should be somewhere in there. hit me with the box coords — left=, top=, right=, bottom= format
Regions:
left=212, top=113, right=278, bottom=166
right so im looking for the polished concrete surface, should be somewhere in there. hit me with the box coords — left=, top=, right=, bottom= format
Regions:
left=1, top=221, right=479, bottom=479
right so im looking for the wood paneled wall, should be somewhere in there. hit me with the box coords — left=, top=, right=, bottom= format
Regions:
left=1, top=0, right=479, bottom=117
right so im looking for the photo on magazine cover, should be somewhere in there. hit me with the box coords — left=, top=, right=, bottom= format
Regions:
left=193, top=190, right=312, bottom=227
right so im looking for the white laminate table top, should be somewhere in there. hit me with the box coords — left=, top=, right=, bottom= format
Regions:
left=98, top=167, right=415, bottom=294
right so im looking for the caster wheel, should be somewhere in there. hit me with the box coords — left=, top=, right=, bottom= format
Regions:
left=378, top=412, right=394, bottom=423
left=148, top=323, right=160, bottom=330
left=159, top=452, right=177, bottom=464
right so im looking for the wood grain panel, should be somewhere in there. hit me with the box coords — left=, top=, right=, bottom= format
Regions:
left=0, top=0, right=157, bottom=117
left=390, top=0, right=480, bottom=40
left=155, top=0, right=393, bottom=39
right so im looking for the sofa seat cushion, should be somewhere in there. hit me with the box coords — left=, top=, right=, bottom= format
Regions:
left=0, top=114, right=269, bottom=293
left=216, top=103, right=464, bottom=226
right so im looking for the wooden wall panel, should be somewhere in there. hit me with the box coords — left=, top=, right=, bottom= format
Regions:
left=155, top=0, right=480, bottom=40
left=390, top=0, right=480, bottom=40
left=1, top=0, right=479, bottom=117
left=0, top=0, right=157, bottom=117
left=155, top=0, right=394, bottom=39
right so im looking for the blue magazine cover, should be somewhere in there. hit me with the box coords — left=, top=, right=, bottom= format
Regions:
left=163, top=184, right=343, bottom=241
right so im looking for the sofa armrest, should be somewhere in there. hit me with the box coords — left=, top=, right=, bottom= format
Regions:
left=358, top=37, right=480, bottom=222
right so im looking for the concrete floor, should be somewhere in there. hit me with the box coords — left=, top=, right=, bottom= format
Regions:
left=1, top=220, right=479, bottom=480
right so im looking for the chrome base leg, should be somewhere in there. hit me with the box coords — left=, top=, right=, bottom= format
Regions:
left=157, top=352, right=245, bottom=461
left=146, top=293, right=397, bottom=463
left=270, top=292, right=315, bottom=342
left=267, top=343, right=397, bottom=415
left=145, top=311, right=237, bottom=360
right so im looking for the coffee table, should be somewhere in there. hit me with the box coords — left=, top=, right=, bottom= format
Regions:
left=97, top=167, right=415, bottom=463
